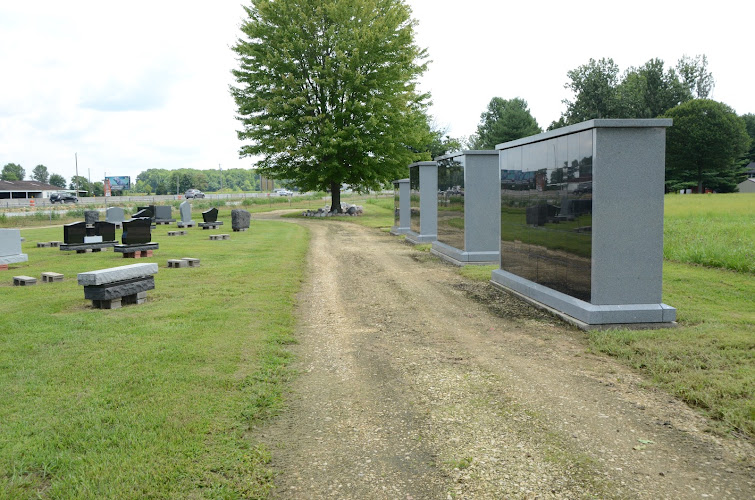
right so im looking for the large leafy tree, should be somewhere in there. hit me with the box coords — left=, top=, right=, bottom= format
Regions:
left=676, top=54, right=715, bottom=99
left=472, top=97, right=541, bottom=149
left=69, top=175, right=90, bottom=195
left=662, top=99, right=750, bottom=193
left=231, top=0, right=432, bottom=211
left=48, top=173, right=66, bottom=188
left=617, top=59, right=690, bottom=119
left=555, top=58, right=621, bottom=127
left=1, top=163, right=25, bottom=181
left=32, top=164, right=49, bottom=183
left=740, top=113, right=755, bottom=165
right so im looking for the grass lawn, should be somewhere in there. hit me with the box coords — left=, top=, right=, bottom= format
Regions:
left=0, top=211, right=308, bottom=498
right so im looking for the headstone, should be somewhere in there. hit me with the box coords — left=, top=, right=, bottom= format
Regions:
left=0, top=229, right=29, bottom=267
left=136, top=206, right=155, bottom=218
left=132, top=208, right=153, bottom=220
left=202, top=207, right=218, bottom=223
left=64, top=222, right=87, bottom=244
left=154, top=206, right=174, bottom=223
left=177, top=201, right=195, bottom=228
left=84, top=211, right=99, bottom=225
left=95, top=221, right=117, bottom=242
left=231, top=209, right=251, bottom=231
left=122, top=218, right=152, bottom=245
left=106, top=207, right=125, bottom=226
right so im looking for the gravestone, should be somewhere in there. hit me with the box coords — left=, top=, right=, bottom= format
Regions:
left=132, top=208, right=153, bottom=220
left=177, top=201, right=195, bottom=228
left=154, top=206, right=175, bottom=224
left=64, top=222, right=87, bottom=244
left=94, top=221, right=117, bottom=242
left=84, top=211, right=99, bottom=225
left=202, top=207, right=218, bottom=223
left=0, top=229, right=28, bottom=268
left=106, top=207, right=125, bottom=227
left=231, top=209, right=251, bottom=231
left=122, top=218, right=152, bottom=245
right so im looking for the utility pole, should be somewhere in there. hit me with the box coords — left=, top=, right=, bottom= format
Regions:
left=88, top=168, right=91, bottom=196
left=75, top=153, right=79, bottom=196
left=219, top=164, right=223, bottom=191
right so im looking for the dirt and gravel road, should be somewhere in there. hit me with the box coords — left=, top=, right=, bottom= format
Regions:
left=257, top=216, right=754, bottom=499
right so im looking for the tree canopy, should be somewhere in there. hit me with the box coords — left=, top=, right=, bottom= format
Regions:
left=135, top=168, right=260, bottom=195
left=32, top=164, right=49, bottom=184
left=472, top=97, right=541, bottom=149
left=740, top=113, right=755, bottom=165
left=662, top=99, right=750, bottom=193
left=1, top=163, right=25, bottom=181
left=231, top=0, right=432, bottom=210
left=49, top=173, right=67, bottom=188
left=551, top=55, right=713, bottom=129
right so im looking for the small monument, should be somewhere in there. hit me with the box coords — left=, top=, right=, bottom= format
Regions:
left=0, top=229, right=28, bottom=270
left=78, top=263, right=158, bottom=309
left=177, top=201, right=195, bottom=228
left=106, top=207, right=125, bottom=228
left=231, top=209, right=251, bottom=231
left=84, top=210, right=100, bottom=225
left=199, top=207, right=223, bottom=230
left=114, top=218, right=159, bottom=258
left=153, top=206, right=175, bottom=225
left=60, top=221, right=118, bottom=253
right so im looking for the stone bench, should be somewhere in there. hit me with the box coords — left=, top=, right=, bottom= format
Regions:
left=41, top=272, right=64, bottom=283
left=78, top=263, right=158, bottom=309
left=13, top=275, right=37, bottom=286
left=209, top=234, right=230, bottom=240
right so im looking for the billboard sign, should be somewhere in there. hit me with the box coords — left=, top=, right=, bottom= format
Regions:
left=106, top=176, right=130, bottom=190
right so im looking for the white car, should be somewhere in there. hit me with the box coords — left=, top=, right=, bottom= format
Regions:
left=277, top=189, right=293, bottom=196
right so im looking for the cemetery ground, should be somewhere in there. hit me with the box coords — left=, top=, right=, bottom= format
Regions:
left=0, top=194, right=752, bottom=498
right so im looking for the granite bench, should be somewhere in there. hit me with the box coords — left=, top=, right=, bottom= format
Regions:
left=78, top=263, right=158, bottom=309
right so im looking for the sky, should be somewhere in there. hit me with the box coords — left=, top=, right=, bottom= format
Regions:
left=0, top=0, right=751, bottom=185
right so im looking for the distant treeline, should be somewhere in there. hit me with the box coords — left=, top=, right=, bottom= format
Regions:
left=134, top=168, right=263, bottom=195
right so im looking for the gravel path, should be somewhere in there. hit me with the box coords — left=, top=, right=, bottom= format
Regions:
left=258, top=218, right=754, bottom=499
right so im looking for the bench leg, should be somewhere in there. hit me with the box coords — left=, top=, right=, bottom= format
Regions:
left=92, top=298, right=122, bottom=309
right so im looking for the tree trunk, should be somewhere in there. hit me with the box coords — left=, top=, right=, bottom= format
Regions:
left=330, top=181, right=342, bottom=213
left=698, top=162, right=703, bottom=194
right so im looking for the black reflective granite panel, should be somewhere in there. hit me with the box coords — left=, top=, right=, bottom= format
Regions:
left=122, top=218, right=152, bottom=245
left=202, top=207, right=218, bottom=223
left=132, top=209, right=152, bottom=219
left=436, top=158, right=465, bottom=250
left=136, top=206, right=155, bottom=220
left=64, top=222, right=87, bottom=244
left=500, top=130, right=593, bottom=301
left=95, top=221, right=117, bottom=242
left=409, top=166, right=420, bottom=234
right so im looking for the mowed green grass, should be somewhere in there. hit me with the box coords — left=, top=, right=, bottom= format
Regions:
left=663, top=193, right=755, bottom=273
left=0, top=212, right=308, bottom=498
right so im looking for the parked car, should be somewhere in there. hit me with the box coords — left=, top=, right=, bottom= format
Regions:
left=277, top=189, right=293, bottom=196
left=49, top=192, right=78, bottom=203
left=185, top=189, right=205, bottom=199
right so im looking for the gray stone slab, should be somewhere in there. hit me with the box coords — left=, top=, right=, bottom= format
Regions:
left=84, top=210, right=100, bottom=224
left=168, top=259, right=189, bottom=268
left=92, top=298, right=122, bottom=309
left=231, top=209, right=251, bottom=231
left=181, top=257, right=200, bottom=267
left=78, top=263, right=158, bottom=286
left=84, top=276, right=155, bottom=300
left=113, top=243, right=159, bottom=253
left=42, top=272, right=64, bottom=282
left=59, top=242, right=116, bottom=252
left=13, top=275, right=37, bottom=286
left=0, top=229, right=24, bottom=258
left=0, top=253, right=29, bottom=265
left=106, top=207, right=125, bottom=225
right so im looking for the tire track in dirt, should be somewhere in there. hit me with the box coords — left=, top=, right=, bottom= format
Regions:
left=259, top=218, right=754, bottom=499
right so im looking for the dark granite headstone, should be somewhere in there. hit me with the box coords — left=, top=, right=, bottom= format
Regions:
left=64, top=222, right=87, bottom=244
left=132, top=209, right=153, bottom=219
left=122, top=218, right=152, bottom=245
left=84, top=211, right=100, bottom=225
left=95, top=221, right=117, bottom=242
left=135, top=206, right=155, bottom=220
left=231, top=209, right=251, bottom=231
left=202, top=207, right=218, bottom=223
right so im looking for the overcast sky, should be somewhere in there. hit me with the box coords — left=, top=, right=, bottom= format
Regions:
left=0, top=0, right=751, bottom=185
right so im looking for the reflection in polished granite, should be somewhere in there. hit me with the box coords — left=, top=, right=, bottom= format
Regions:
left=409, top=165, right=420, bottom=234
left=437, top=159, right=465, bottom=250
left=500, top=129, right=593, bottom=300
